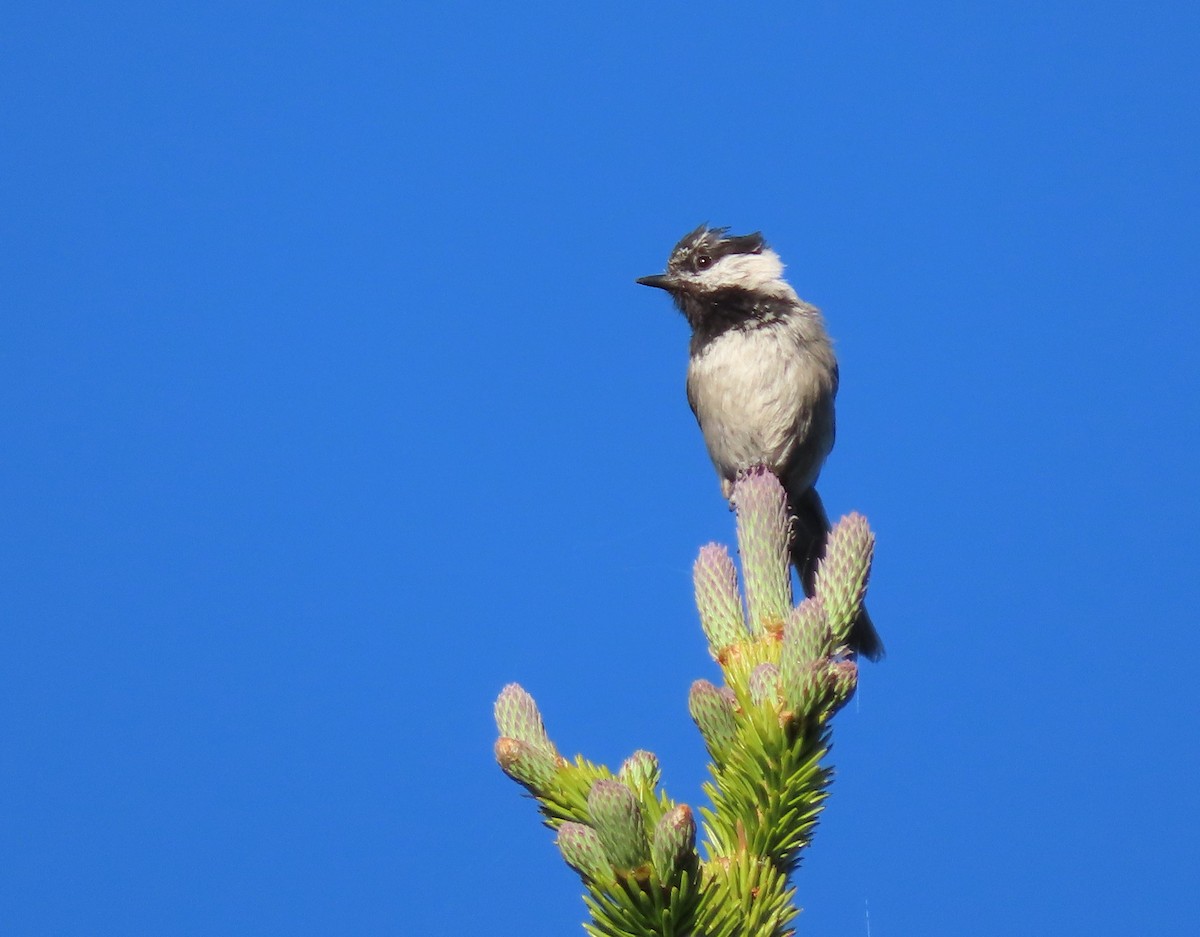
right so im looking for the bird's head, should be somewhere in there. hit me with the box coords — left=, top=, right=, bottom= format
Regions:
left=636, top=225, right=787, bottom=301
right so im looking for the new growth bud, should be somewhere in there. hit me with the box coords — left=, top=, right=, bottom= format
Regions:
left=688, top=679, right=739, bottom=762
left=783, top=597, right=831, bottom=667
left=693, top=543, right=746, bottom=656
left=495, top=737, right=559, bottom=792
left=748, top=662, right=781, bottom=708
left=733, top=466, right=793, bottom=634
left=494, top=683, right=556, bottom=755
left=814, top=513, right=874, bottom=645
left=587, top=780, right=649, bottom=872
left=827, top=659, right=859, bottom=710
left=651, top=804, right=697, bottom=883
left=557, top=821, right=614, bottom=882
left=618, top=750, right=661, bottom=800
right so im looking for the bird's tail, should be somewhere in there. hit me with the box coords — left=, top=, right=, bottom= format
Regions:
left=789, top=486, right=885, bottom=661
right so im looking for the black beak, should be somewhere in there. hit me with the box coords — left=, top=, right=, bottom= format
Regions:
left=636, top=274, right=675, bottom=291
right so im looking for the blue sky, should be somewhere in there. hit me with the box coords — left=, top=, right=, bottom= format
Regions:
left=3, top=3, right=1199, bottom=934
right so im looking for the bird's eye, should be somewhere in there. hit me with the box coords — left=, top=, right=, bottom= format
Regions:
left=696, top=254, right=712, bottom=269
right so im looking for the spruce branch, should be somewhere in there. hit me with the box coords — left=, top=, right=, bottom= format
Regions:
left=494, top=466, right=877, bottom=935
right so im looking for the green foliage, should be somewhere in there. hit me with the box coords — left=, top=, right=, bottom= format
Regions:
left=493, top=466, right=877, bottom=935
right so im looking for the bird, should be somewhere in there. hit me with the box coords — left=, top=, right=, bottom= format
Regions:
left=637, top=224, right=883, bottom=660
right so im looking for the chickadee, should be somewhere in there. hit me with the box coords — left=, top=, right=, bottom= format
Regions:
left=638, top=225, right=883, bottom=660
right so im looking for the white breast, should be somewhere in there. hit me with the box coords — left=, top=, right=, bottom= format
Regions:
left=687, top=322, right=836, bottom=497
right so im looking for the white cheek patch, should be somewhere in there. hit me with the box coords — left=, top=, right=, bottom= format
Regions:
left=698, top=249, right=786, bottom=291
